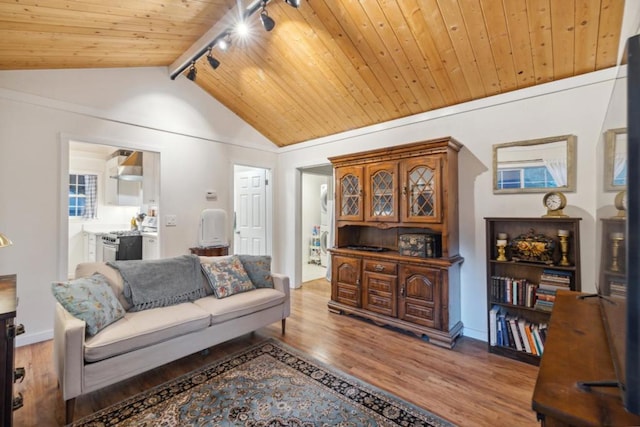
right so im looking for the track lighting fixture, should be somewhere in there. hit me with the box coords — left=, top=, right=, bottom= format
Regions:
left=171, top=0, right=303, bottom=80
left=186, top=62, right=197, bottom=81
left=260, top=1, right=275, bottom=32
left=206, top=48, right=220, bottom=69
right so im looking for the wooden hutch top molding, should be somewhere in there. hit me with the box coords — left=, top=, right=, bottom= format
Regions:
left=328, top=137, right=463, bottom=167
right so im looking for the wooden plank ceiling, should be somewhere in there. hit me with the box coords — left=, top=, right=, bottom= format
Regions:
left=0, top=0, right=625, bottom=147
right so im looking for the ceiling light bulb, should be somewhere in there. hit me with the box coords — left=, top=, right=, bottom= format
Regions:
left=218, top=34, right=231, bottom=51
left=284, top=0, right=300, bottom=8
left=260, top=9, right=276, bottom=32
left=236, top=21, right=250, bottom=37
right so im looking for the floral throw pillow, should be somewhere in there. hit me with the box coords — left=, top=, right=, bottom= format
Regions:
left=238, top=255, right=274, bottom=288
left=51, top=273, right=126, bottom=336
left=201, top=255, right=255, bottom=298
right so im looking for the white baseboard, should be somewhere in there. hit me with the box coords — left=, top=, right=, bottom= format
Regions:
left=16, top=329, right=53, bottom=347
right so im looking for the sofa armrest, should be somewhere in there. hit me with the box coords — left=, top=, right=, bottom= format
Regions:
left=271, top=273, right=291, bottom=318
left=53, top=302, right=86, bottom=401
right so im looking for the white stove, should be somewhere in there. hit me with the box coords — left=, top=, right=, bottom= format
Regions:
left=101, top=230, right=143, bottom=261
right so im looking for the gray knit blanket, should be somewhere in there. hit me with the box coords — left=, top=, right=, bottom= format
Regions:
left=107, top=254, right=206, bottom=311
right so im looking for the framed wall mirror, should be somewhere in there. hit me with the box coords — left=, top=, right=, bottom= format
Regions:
left=493, top=134, right=577, bottom=194
left=604, top=127, right=627, bottom=191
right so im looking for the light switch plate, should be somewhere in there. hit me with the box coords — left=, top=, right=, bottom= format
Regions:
left=165, top=214, right=177, bottom=226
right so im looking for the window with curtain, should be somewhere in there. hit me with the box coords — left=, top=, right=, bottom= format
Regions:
left=69, top=174, right=98, bottom=218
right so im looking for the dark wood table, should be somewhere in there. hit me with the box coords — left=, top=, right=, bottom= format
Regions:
left=532, top=290, right=640, bottom=426
left=189, top=245, right=229, bottom=256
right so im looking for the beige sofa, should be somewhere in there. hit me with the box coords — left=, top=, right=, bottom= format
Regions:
left=53, top=257, right=290, bottom=423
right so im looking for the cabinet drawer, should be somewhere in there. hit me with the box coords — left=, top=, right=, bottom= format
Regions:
left=363, top=260, right=397, bottom=275
left=363, top=271, right=397, bottom=317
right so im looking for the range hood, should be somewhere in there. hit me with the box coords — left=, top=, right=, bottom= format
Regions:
left=114, top=151, right=143, bottom=181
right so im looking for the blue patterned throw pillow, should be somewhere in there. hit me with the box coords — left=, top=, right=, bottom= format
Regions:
left=51, top=273, right=125, bottom=336
left=238, top=255, right=274, bottom=288
left=201, top=255, right=256, bottom=298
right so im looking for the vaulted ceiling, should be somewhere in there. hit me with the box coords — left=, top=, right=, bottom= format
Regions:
left=0, top=0, right=626, bottom=147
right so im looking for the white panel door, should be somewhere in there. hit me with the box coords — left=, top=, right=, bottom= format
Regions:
left=234, top=168, right=267, bottom=255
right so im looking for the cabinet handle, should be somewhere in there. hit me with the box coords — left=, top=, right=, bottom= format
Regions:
left=374, top=264, right=384, bottom=272
left=7, top=323, right=25, bottom=339
left=402, top=186, right=407, bottom=196
left=400, top=286, right=406, bottom=297
left=356, top=278, right=360, bottom=287
left=14, top=367, right=25, bottom=383
left=13, top=393, right=23, bottom=411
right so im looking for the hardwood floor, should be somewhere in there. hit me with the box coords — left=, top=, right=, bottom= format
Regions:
left=13, top=279, right=540, bottom=426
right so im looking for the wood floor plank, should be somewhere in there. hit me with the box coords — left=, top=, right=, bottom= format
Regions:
left=13, top=279, right=539, bottom=426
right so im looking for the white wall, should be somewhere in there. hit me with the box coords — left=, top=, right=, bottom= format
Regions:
left=0, top=67, right=278, bottom=345
left=275, top=69, right=619, bottom=341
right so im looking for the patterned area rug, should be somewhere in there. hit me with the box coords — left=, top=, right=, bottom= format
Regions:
left=71, top=339, right=455, bottom=426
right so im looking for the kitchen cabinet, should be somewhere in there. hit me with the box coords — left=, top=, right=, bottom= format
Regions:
left=105, top=155, right=141, bottom=206
left=82, top=232, right=97, bottom=262
left=142, top=152, right=160, bottom=205
left=328, top=138, right=464, bottom=348
left=142, top=234, right=160, bottom=260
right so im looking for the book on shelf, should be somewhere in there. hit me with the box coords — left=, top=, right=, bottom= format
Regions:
left=609, top=280, right=627, bottom=298
left=489, top=305, right=500, bottom=346
left=534, top=299, right=554, bottom=312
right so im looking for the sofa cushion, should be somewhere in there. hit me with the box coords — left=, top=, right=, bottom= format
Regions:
left=51, top=273, right=125, bottom=336
left=193, top=288, right=285, bottom=324
left=201, top=255, right=255, bottom=298
left=75, top=262, right=131, bottom=311
left=238, top=255, right=274, bottom=289
left=83, top=302, right=211, bottom=362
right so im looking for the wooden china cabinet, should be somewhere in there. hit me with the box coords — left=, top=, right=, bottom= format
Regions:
left=328, top=138, right=464, bottom=348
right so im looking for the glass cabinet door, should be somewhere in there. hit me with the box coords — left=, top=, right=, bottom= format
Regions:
left=336, top=166, right=364, bottom=221
left=365, top=161, right=398, bottom=222
left=401, top=156, right=442, bottom=223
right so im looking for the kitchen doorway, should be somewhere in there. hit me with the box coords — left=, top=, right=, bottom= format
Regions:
left=233, top=165, right=272, bottom=256
left=62, top=137, right=161, bottom=278
left=300, top=165, right=333, bottom=283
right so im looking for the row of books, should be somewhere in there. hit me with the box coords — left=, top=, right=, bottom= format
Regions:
left=489, top=305, right=547, bottom=356
left=489, top=276, right=537, bottom=307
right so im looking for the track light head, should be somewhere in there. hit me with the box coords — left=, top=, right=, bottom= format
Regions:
left=186, top=62, right=197, bottom=81
left=206, top=48, right=220, bottom=69
left=260, top=7, right=276, bottom=32
left=284, top=0, right=300, bottom=8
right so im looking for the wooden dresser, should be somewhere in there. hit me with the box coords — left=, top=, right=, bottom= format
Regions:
left=0, top=274, right=22, bottom=426
left=532, top=290, right=640, bottom=426
left=328, top=138, right=463, bottom=348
